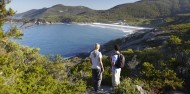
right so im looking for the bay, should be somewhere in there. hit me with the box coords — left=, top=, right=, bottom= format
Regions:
left=4, top=23, right=129, bottom=57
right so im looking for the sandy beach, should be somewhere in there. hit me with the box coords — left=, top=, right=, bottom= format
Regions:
left=77, top=22, right=151, bottom=34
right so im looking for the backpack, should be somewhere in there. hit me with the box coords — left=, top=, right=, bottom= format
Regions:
left=115, top=53, right=125, bottom=68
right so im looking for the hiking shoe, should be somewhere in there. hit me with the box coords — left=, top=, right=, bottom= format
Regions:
left=97, top=89, right=104, bottom=93
left=110, top=88, right=113, bottom=90
left=90, top=90, right=98, bottom=94
left=98, top=88, right=104, bottom=91
left=110, top=87, right=115, bottom=91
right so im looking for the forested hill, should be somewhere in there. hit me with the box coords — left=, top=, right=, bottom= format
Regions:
left=105, top=0, right=190, bottom=19
left=14, top=4, right=95, bottom=19
left=14, top=0, right=190, bottom=22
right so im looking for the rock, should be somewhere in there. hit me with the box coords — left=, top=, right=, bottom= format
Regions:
left=136, top=85, right=148, bottom=94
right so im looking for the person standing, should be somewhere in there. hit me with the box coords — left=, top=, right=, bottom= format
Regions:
left=110, top=45, right=122, bottom=88
left=89, top=43, right=104, bottom=92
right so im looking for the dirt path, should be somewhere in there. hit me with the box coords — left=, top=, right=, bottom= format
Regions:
left=86, top=85, right=113, bottom=94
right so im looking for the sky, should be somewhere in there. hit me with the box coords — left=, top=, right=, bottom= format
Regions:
left=7, top=0, right=140, bottom=13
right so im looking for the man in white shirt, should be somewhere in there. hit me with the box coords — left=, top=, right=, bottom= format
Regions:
left=89, top=43, right=104, bottom=92
left=110, top=45, right=121, bottom=87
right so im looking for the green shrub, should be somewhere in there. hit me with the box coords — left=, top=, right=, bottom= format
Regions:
left=121, top=49, right=134, bottom=59
left=169, top=35, right=182, bottom=44
left=161, top=23, right=190, bottom=30
left=142, top=62, right=183, bottom=92
left=114, top=78, right=140, bottom=94
left=102, top=56, right=112, bottom=85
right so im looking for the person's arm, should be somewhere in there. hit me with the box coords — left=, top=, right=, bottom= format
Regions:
left=99, top=57, right=104, bottom=72
left=111, top=61, right=115, bottom=66
left=89, top=52, right=92, bottom=64
left=110, top=56, right=113, bottom=66
left=98, top=53, right=104, bottom=72
left=111, top=55, right=116, bottom=66
left=90, top=58, right=92, bottom=64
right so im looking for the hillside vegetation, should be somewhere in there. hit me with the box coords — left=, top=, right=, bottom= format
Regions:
left=14, top=0, right=190, bottom=24
left=1, top=1, right=87, bottom=93
left=100, top=17, right=190, bottom=93
left=107, top=0, right=190, bottom=18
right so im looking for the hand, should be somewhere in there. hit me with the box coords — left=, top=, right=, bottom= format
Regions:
left=101, top=68, right=104, bottom=72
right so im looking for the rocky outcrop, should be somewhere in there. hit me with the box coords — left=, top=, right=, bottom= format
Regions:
left=103, top=29, right=172, bottom=55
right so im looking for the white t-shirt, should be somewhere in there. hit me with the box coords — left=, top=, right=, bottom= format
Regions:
left=111, top=52, right=121, bottom=70
left=89, top=50, right=102, bottom=69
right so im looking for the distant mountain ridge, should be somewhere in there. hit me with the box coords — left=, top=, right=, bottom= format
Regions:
left=14, top=8, right=47, bottom=19
left=14, top=0, right=190, bottom=22
left=14, top=4, right=95, bottom=19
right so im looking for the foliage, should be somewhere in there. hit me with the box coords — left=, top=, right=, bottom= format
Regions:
left=136, top=47, right=164, bottom=64
left=169, top=35, right=182, bottom=44
left=164, top=17, right=175, bottom=23
left=161, top=23, right=190, bottom=30
left=142, top=62, right=183, bottom=92
left=70, top=58, right=92, bottom=87
left=0, top=1, right=87, bottom=93
left=0, top=40, right=87, bottom=93
left=114, top=78, right=140, bottom=94
left=121, top=49, right=134, bottom=59
left=99, top=22, right=190, bottom=92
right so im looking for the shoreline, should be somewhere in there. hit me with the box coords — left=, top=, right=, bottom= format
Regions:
left=75, top=22, right=151, bottom=33
left=6, top=21, right=151, bottom=34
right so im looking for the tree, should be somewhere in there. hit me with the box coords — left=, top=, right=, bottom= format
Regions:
left=0, top=0, right=21, bottom=40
